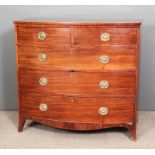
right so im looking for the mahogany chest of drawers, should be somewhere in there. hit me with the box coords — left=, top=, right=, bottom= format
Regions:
left=14, top=21, right=141, bottom=140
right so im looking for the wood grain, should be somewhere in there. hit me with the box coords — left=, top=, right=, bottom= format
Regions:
left=18, top=45, right=136, bottom=71
left=20, top=90, right=134, bottom=124
left=73, top=27, right=138, bottom=46
left=16, top=26, right=70, bottom=47
left=19, top=68, right=135, bottom=97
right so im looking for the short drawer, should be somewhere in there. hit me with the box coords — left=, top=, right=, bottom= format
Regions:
left=20, top=91, right=134, bottom=124
left=16, top=26, right=70, bottom=47
left=73, top=27, right=138, bottom=46
left=19, top=69, right=135, bottom=97
left=18, top=46, right=136, bottom=71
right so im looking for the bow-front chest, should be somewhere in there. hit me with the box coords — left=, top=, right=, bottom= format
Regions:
left=14, top=21, right=141, bottom=140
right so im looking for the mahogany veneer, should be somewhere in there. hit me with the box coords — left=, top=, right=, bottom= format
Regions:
left=14, top=21, right=141, bottom=140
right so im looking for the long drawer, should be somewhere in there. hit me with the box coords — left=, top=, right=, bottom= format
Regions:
left=19, top=69, right=135, bottom=97
left=20, top=90, right=134, bottom=124
left=18, top=46, right=136, bottom=71
left=16, top=26, right=70, bottom=47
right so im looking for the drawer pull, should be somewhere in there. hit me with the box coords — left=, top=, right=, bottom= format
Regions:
left=99, top=80, right=109, bottom=89
left=100, top=33, right=110, bottom=42
left=99, top=55, right=109, bottom=64
left=39, top=77, right=48, bottom=86
left=38, top=32, right=46, bottom=40
left=99, top=107, right=108, bottom=115
left=39, top=103, right=48, bottom=111
left=39, top=53, right=47, bottom=61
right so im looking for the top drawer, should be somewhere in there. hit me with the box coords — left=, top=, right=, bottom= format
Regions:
left=16, top=27, right=70, bottom=48
left=73, top=27, right=138, bottom=46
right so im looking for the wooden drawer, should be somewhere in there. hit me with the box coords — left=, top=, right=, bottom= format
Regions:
left=20, top=91, right=134, bottom=124
left=19, top=69, right=135, bottom=97
left=18, top=46, right=136, bottom=71
left=16, top=26, right=70, bottom=47
left=73, top=27, right=138, bottom=46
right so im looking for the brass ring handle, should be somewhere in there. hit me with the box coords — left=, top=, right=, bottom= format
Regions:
left=99, top=55, right=109, bottom=64
left=39, top=103, right=48, bottom=111
left=39, top=77, right=48, bottom=86
left=39, top=53, right=47, bottom=61
left=99, top=80, right=109, bottom=89
left=99, top=107, right=108, bottom=115
left=38, top=32, right=46, bottom=40
left=100, top=33, right=110, bottom=42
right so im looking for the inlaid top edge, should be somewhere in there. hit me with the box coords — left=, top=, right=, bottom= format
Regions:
left=14, top=21, right=141, bottom=27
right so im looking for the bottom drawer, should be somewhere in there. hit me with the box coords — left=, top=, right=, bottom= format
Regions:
left=20, top=91, right=134, bottom=124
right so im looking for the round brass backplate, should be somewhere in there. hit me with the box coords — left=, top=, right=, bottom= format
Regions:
left=99, top=55, right=109, bottom=64
left=38, top=32, right=46, bottom=40
left=99, top=107, right=108, bottom=115
left=39, top=53, right=47, bottom=61
left=99, top=80, right=109, bottom=89
left=100, top=33, right=110, bottom=42
left=39, top=103, right=48, bottom=111
left=39, top=77, right=48, bottom=86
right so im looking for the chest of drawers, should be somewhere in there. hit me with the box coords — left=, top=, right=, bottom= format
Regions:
left=14, top=21, right=141, bottom=140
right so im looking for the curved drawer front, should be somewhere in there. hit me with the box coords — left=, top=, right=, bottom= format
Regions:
left=19, top=69, right=135, bottom=97
left=18, top=46, right=136, bottom=71
left=20, top=90, right=134, bottom=124
left=73, top=27, right=138, bottom=46
left=16, top=26, right=70, bottom=47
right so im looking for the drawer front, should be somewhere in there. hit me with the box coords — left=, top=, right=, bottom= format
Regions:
left=18, top=46, right=136, bottom=71
left=20, top=91, right=134, bottom=124
left=19, top=69, right=135, bottom=97
left=73, top=27, right=138, bottom=46
left=16, top=27, right=70, bottom=47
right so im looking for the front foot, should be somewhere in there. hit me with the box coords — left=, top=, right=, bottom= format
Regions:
left=129, top=126, right=137, bottom=141
left=18, top=115, right=26, bottom=132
